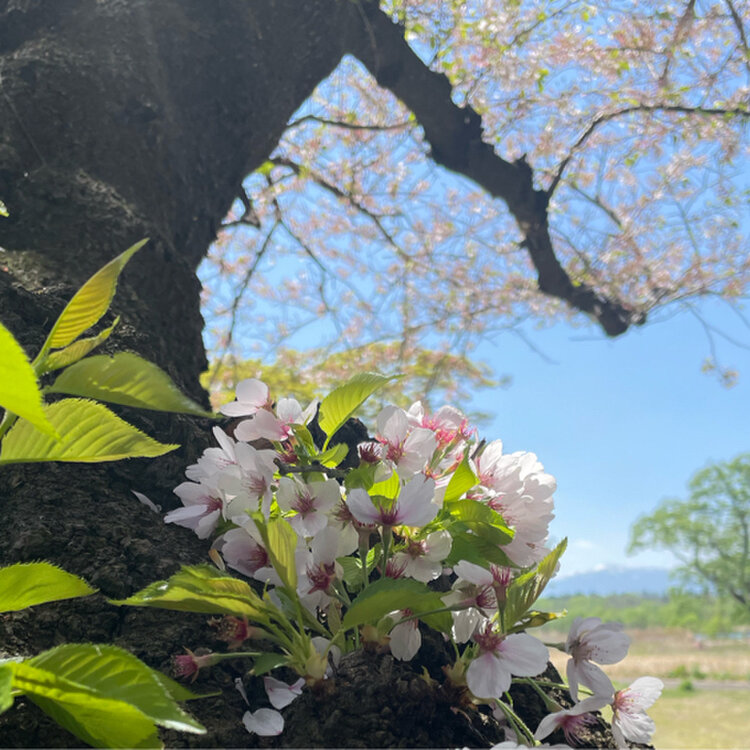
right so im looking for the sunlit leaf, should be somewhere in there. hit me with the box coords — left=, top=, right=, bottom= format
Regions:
left=318, top=372, right=394, bottom=445
left=0, top=399, right=178, bottom=464
left=368, top=470, right=400, bottom=500
left=9, top=661, right=161, bottom=748
left=0, top=562, right=96, bottom=613
left=0, top=665, right=13, bottom=714
left=38, top=319, right=119, bottom=375
left=42, top=239, right=147, bottom=351
left=0, top=321, right=57, bottom=438
left=49, top=352, right=214, bottom=417
left=28, top=644, right=205, bottom=734
left=110, top=565, right=269, bottom=620
left=342, top=576, right=445, bottom=630
left=316, top=442, right=348, bottom=467
left=251, top=653, right=288, bottom=676
left=503, top=539, right=567, bottom=630
left=443, top=451, right=477, bottom=503
left=445, top=531, right=513, bottom=568
left=254, top=516, right=297, bottom=591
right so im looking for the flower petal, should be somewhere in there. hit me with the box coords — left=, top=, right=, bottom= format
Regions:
left=242, top=708, right=284, bottom=736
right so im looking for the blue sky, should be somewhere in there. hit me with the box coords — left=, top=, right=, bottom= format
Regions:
left=469, top=300, right=750, bottom=576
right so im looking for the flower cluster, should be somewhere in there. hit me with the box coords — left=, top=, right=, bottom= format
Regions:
left=152, top=374, right=661, bottom=746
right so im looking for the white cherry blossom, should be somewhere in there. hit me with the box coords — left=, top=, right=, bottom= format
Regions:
left=611, top=676, right=663, bottom=748
left=220, top=378, right=270, bottom=417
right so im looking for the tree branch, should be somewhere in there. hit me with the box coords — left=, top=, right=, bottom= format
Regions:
left=346, top=3, right=642, bottom=336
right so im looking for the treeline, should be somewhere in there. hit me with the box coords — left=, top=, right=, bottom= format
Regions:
left=536, top=591, right=750, bottom=635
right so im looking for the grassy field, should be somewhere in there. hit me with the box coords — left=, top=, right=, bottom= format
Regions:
left=540, top=626, right=750, bottom=749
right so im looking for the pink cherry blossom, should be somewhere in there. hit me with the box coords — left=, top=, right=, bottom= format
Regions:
left=347, top=475, right=437, bottom=527
left=220, top=378, right=270, bottom=417
left=276, top=476, right=340, bottom=537
left=565, top=616, right=630, bottom=700
left=388, top=609, right=421, bottom=661
left=611, top=676, right=663, bottom=748
left=263, top=675, right=305, bottom=709
left=164, top=477, right=223, bottom=539
left=534, top=694, right=610, bottom=745
left=390, top=530, right=451, bottom=582
left=466, top=622, right=549, bottom=699
left=375, top=405, right=437, bottom=477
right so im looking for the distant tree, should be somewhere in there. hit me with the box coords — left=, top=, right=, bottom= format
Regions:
left=629, top=454, right=750, bottom=611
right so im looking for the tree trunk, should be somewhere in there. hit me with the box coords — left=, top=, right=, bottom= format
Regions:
left=0, top=2, right=616, bottom=746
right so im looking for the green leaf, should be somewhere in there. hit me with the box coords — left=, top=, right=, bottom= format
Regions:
left=42, top=239, right=148, bottom=352
left=0, top=562, right=96, bottom=613
left=443, top=451, right=478, bottom=503
left=256, top=517, right=297, bottom=591
left=28, top=644, right=205, bottom=734
left=49, top=352, right=213, bottom=417
left=445, top=531, right=513, bottom=568
left=38, top=319, right=119, bottom=375
left=10, top=661, right=161, bottom=748
left=446, top=500, right=513, bottom=546
left=368, top=470, right=400, bottom=500
left=0, top=399, right=178, bottom=464
left=318, top=372, right=394, bottom=444
left=0, top=665, right=13, bottom=714
left=251, top=653, right=289, bottom=677
left=0, top=321, right=58, bottom=439
left=110, top=564, right=269, bottom=620
left=316, top=442, right=348, bottom=467
left=343, top=463, right=377, bottom=491
left=511, top=609, right=566, bottom=633
left=343, top=577, right=443, bottom=630
left=290, top=424, right=316, bottom=455
left=503, top=539, right=567, bottom=630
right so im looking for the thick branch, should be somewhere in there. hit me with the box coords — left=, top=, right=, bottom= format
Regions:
left=346, top=3, right=642, bottom=336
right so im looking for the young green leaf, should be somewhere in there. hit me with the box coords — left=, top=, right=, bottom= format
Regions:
left=316, top=442, right=348, bottom=467
left=9, top=661, right=161, bottom=748
left=503, top=538, right=568, bottom=630
left=0, top=399, right=178, bottom=464
left=37, top=319, right=119, bottom=375
left=0, top=665, right=13, bottom=714
left=110, top=564, right=269, bottom=619
left=0, top=321, right=58, bottom=439
left=0, top=562, right=96, bottom=613
left=342, top=577, right=442, bottom=630
left=368, top=470, right=400, bottom=500
left=0, top=199, right=8, bottom=217
left=41, top=238, right=148, bottom=353
left=317, top=372, right=394, bottom=445
left=28, top=644, right=206, bottom=734
left=48, top=352, right=214, bottom=417
left=255, top=516, right=298, bottom=591
left=443, top=450, right=478, bottom=503
left=445, top=531, right=513, bottom=569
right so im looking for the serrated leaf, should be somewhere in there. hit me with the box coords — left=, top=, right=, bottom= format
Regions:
left=503, top=539, right=567, bottom=630
left=0, top=321, right=57, bottom=438
left=38, top=319, right=119, bottom=375
left=443, top=451, right=478, bottom=503
left=447, top=500, right=513, bottom=546
left=318, top=372, right=394, bottom=445
left=291, top=424, right=316, bottom=455
left=0, top=562, right=96, bottom=613
left=0, top=665, right=13, bottom=714
left=316, top=442, right=348, bottom=467
left=10, top=661, right=161, bottom=748
left=110, top=565, right=269, bottom=620
left=43, top=239, right=147, bottom=352
left=28, top=644, right=205, bottom=734
left=251, top=653, right=289, bottom=677
left=0, top=399, right=178, bottom=464
left=343, top=577, right=442, bottom=630
left=49, top=352, right=213, bottom=417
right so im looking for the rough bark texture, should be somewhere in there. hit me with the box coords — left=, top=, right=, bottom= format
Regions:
left=0, top=2, right=620, bottom=746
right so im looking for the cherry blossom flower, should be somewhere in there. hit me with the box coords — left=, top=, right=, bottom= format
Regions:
left=220, top=378, right=270, bottom=417
left=242, top=707, right=284, bottom=736
left=184, top=426, right=240, bottom=482
left=564, top=616, right=630, bottom=700
left=466, top=622, right=549, bottom=699
left=164, top=477, right=224, bottom=539
left=263, top=675, right=305, bottom=709
left=276, top=476, right=340, bottom=537
left=296, top=526, right=344, bottom=612
left=234, top=396, right=317, bottom=442
left=387, top=609, right=421, bottom=661
left=347, top=475, right=437, bottom=527
left=375, top=405, right=437, bottom=477
left=172, top=649, right=220, bottom=681
left=218, top=524, right=279, bottom=585
left=611, top=677, right=663, bottom=748
left=390, top=530, right=451, bottom=583
left=534, top=694, right=610, bottom=745
left=218, top=442, right=277, bottom=519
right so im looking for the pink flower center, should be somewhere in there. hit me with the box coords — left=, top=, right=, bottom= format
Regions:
left=405, top=538, right=427, bottom=559
left=558, top=711, right=596, bottom=746
left=294, top=489, right=316, bottom=516
left=306, top=561, right=336, bottom=593
left=473, top=625, right=504, bottom=653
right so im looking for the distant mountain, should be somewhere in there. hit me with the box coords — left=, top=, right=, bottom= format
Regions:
left=543, top=566, right=675, bottom=597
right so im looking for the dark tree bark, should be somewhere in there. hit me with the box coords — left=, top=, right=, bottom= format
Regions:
left=0, top=2, right=618, bottom=746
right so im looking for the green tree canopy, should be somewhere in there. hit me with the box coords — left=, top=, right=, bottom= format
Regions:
left=629, top=453, right=750, bottom=610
